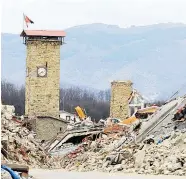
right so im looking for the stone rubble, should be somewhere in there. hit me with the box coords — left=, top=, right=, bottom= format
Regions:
left=1, top=105, right=62, bottom=169
left=1, top=104, right=186, bottom=176
left=60, top=130, right=186, bottom=176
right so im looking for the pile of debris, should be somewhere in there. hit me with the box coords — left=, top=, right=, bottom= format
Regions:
left=1, top=105, right=61, bottom=169
left=67, top=117, right=104, bottom=131
left=67, top=117, right=95, bottom=130
left=2, top=96, right=186, bottom=176
left=60, top=130, right=186, bottom=176
left=46, top=96, right=186, bottom=175
left=59, top=131, right=137, bottom=171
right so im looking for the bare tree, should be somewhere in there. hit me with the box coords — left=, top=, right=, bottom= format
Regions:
left=1, top=80, right=25, bottom=115
left=1, top=80, right=110, bottom=120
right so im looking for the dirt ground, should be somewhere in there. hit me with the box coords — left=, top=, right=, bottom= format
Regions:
left=29, top=169, right=186, bottom=179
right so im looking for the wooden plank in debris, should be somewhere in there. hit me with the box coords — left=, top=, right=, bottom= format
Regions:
left=103, top=124, right=127, bottom=134
left=2, top=163, right=29, bottom=173
left=4, top=163, right=29, bottom=179
left=30, top=139, right=45, bottom=151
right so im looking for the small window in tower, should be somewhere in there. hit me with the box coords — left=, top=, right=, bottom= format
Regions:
left=46, top=62, right=48, bottom=67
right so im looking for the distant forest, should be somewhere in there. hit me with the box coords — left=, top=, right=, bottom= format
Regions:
left=1, top=80, right=166, bottom=120
left=1, top=80, right=110, bottom=120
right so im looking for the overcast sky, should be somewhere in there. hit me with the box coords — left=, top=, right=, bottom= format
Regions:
left=2, top=0, right=186, bottom=33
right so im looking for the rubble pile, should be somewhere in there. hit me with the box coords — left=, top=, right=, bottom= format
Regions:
left=1, top=170, right=12, bottom=179
left=134, top=131, right=186, bottom=175
left=59, top=97, right=186, bottom=175
left=2, top=100, right=186, bottom=176
left=1, top=105, right=61, bottom=168
left=67, top=117, right=103, bottom=131
left=60, top=132, right=137, bottom=171
left=60, top=130, right=186, bottom=176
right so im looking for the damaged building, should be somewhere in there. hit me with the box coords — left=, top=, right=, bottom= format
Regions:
left=128, top=89, right=145, bottom=116
left=59, top=110, right=80, bottom=122
left=25, top=116, right=68, bottom=140
left=110, top=80, right=145, bottom=120
left=20, top=30, right=67, bottom=140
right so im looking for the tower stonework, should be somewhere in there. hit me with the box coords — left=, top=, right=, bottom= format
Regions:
left=21, top=30, right=65, bottom=119
left=110, top=80, right=132, bottom=120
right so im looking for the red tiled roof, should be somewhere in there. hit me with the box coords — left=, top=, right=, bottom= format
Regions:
left=20, top=30, right=66, bottom=37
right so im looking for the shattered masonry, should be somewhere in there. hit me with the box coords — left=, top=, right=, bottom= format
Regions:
left=1, top=105, right=63, bottom=169
left=46, top=96, right=186, bottom=176
left=1, top=95, right=186, bottom=176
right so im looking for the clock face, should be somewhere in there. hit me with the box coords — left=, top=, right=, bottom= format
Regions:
left=37, top=67, right=47, bottom=77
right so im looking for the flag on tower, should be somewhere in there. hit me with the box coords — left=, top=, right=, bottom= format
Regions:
left=24, top=14, right=34, bottom=27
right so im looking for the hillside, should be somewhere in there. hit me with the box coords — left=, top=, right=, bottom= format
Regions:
left=1, top=23, right=186, bottom=100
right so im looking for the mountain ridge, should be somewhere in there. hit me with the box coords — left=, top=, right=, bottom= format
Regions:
left=2, top=23, right=186, bottom=101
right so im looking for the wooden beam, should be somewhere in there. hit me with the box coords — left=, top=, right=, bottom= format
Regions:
left=2, top=163, right=29, bottom=173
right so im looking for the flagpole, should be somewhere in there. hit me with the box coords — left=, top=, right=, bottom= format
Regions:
left=23, top=13, right=24, bottom=30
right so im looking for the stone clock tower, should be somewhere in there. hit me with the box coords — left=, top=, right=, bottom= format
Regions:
left=20, top=30, right=66, bottom=118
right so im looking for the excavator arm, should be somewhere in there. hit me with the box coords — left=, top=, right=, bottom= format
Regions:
left=75, top=106, right=87, bottom=120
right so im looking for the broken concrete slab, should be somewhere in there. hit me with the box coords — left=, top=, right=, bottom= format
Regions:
left=46, top=128, right=103, bottom=152
left=137, top=97, right=186, bottom=143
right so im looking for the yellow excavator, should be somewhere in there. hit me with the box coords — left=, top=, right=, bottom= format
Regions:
left=75, top=106, right=87, bottom=120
